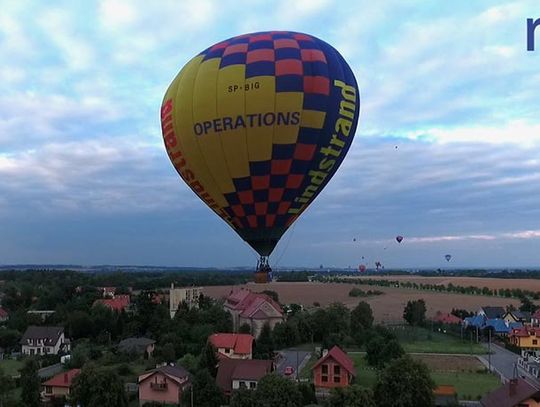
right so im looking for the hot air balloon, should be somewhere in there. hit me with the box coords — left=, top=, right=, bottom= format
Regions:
left=353, top=238, right=356, bottom=242
left=375, top=261, right=382, bottom=271
left=396, top=235, right=403, bottom=243
left=161, top=31, right=360, bottom=282
left=445, top=254, right=452, bottom=262
left=358, top=264, right=366, bottom=273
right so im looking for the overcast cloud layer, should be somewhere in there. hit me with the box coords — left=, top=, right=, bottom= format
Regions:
left=1, top=0, right=539, bottom=268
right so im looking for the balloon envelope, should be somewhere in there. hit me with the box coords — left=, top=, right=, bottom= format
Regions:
left=396, top=235, right=403, bottom=243
left=358, top=264, right=366, bottom=273
left=445, top=254, right=452, bottom=262
left=161, top=31, right=360, bottom=256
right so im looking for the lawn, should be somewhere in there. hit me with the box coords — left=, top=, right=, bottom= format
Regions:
left=0, top=359, right=23, bottom=376
left=389, top=326, right=486, bottom=354
left=350, top=353, right=500, bottom=400
left=432, top=371, right=500, bottom=400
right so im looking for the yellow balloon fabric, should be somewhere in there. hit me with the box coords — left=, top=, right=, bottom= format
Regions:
left=161, top=31, right=360, bottom=256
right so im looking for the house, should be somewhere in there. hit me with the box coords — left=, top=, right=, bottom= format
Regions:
left=432, top=311, right=462, bottom=325
left=509, top=327, right=540, bottom=349
left=100, top=286, right=116, bottom=298
left=93, top=294, right=130, bottom=312
left=478, top=306, right=506, bottom=320
left=216, top=358, right=273, bottom=396
left=434, top=385, right=458, bottom=406
left=531, top=310, right=540, bottom=327
left=223, top=288, right=284, bottom=338
left=504, top=311, right=531, bottom=325
left=138, top=364, right=191, bottom=406
left=42, top=369, right=80, bottom=402
left=480, top=378, right=540, bottom=407
left=464, top=314, right=487, bottom=329
left=484, top=319, right=523, bottom=336
left=0, top=307, right=8, bottom=323
left=208, top=333, right=254, bottom=360
left=312, top=346, right=356, bottom=393
left=169, top=284, right=202, bottom=318
left=118, top=337, right=156, bottom=358
left=20, top=326, right=70, bottom=356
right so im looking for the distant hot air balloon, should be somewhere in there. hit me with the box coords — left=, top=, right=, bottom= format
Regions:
left=375, top=261, right=382, bottom=271
left=445, top=254, right=452, bottom=262
left=358, top=264, right=366, bottom=273
left=353, top=238, right=357, bottom=242
left=396, top=235, right=403, bottom=243
left=161, top=31, right=360, bottom=282
left=361, top=256, right=364, bottom=260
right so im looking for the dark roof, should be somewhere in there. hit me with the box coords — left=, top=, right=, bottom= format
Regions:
left=20, top=326, right=64, bottom=346
left=512, top=311, right=531, bottom=320
left=312, top=346, right=356, bottom=376
left=118, top=337, right=155, bottom=354
left=216, top=359, right=273, bottom=393
left=139, top=364, right=190, bottom=385
left=481, top=378, right=540, bottom=407
left=481, top=307, right=506, bottom=319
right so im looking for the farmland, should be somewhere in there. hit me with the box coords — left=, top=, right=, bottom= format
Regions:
left=204, top=281, right=521, bottom=323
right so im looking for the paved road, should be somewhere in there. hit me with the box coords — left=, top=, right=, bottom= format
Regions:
left=478, top=342, right=540, bottom=387
left=276, top=350, right=311, bottom=380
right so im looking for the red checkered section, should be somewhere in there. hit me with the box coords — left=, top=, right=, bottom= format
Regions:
left=304, top=76, right=330, bottom=95
left=247, top=49, right=275, bottom=63
left=252, top=175, right=270, bottom=190
left=294, top=144, right=317, bottom=161
left=276, top=59, right=303, bottom=76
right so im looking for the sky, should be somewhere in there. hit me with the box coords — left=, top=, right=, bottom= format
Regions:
left=1, top=0, right=540, bottom=269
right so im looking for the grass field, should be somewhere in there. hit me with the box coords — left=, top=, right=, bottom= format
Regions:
left=0, top=359, right=23, bottom=376
left=388, top=326, right=486, bottom=354
left=349, top=354, right=499, bottom=400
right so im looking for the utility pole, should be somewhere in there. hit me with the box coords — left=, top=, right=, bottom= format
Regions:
left=488, top=329, right=492, bottom=372
left=296, top=350, right=299, bottom=382
left=191, top=385, right=193, bottom=407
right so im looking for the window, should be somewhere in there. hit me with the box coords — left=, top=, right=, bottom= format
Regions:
left=334, top=365, right=341, bottom=375
left=334, top=376, right=340, bottom=383
left=321, top=365, right=328, bottom=374
left=322, top=375, right=328, bottom=383
left=249, top=382, right=256, bottom=389
left=45, top=386, right=52, bottom=394
left=534, top=339, right=538, bottom=345
left=321, top=364, right=328, bottom=383
left=239, top=381, right=246, bottom=389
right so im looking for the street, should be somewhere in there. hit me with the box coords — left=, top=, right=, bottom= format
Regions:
left=275, top=349, right=311, bottom=380
left=479, top=342, right=540, bottom=387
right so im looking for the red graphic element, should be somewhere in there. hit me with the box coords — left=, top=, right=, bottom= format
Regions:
left=246, top=49, right=275, bottom=63
left=274, top=39, right=299, bottom=49
left=249, top=34, right=273, bottom=42
left=252, top=175, right=270, bottom=190
left=271, top=159, right=292, bottom=175
left=294, top=144, right=317, bottom=160
left=293, top=33, right=314, bottom=41
left=286, top=174, right=304, bottom=189
left=247, top=215, right=257, bottom=227
left=269, top=188, right=284, bottom=202
left=223, top=43, right=249, bottom=56
left=301, top=49, right=327, bottom=63
left=277, top=202, right=291, bottom=214
left=276, top=59, right=303, bottom=76
left=238, top=191, right=254, bottom=204
left=232, top=205, right=246, bottom=217
left=304, top=76, right=330, bottom=95
left=255, top=202, right=268, bottom=215
left=265, top=214, right=276, bottom=227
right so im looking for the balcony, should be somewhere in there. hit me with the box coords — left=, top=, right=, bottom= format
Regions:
left=150, top=382, right=168, bottom=391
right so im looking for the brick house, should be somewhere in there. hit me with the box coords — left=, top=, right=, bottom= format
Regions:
left=312, top=346, right=356, bottom=392
left=223, top=288, right=283, bottom=338
left=93, top=294, right=130, bottom=312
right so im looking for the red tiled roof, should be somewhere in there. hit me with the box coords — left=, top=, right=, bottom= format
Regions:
left=216, top=359, right=273, bottom=394
left=532, top=309, right=540, bottom=319
left=0, top=308, right=8, bottom=318
left=225, top=289, right=283, bottom=320
left=480, top=378, right=540, bottom=407
left=43, top=369, right=80, bottom=388
left=432, top=311, right=462, bottom=324
left=209, top=333, right=254, bottom=355
left=94, top=294, right=130, bottom=311
left=312, top=346, right=356, bottom=376
left=510, top=327, right=540, bottom=338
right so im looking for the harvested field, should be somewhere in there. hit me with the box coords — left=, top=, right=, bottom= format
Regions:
left=203, top=282, right=520, bottom=323
left=349, top=275, right=540, bottom=291
left=411, top=355, right=484, bottom=372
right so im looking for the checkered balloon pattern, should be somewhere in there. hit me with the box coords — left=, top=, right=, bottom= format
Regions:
left=161, top=31, right=360, bottom=256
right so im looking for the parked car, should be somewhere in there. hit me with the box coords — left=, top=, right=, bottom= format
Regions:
left=284, top=366, right=295, bottom=376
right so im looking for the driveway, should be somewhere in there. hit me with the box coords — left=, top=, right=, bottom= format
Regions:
left=276, top=349, right=311, bottom=380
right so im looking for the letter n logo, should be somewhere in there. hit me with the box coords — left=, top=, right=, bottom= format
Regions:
left=527, top=18, right=540, bottom=51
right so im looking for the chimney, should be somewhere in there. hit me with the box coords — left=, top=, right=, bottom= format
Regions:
left=322, top=349, right=328, bottom=357
left=509, top=378, right=518, bottom=396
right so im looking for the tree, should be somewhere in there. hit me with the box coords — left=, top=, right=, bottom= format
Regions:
left=403, top=299, right=427, bottom=326
left=253, top=373, right=302, bottom=407
left=0, top=366, right=15, bottom=407
left=158, top=342, right=176, bottom=363
left=366, top=337, right=404, bottom=368
left=187, top=369, right=225, bottom=407
left=0, top=329, right=20, bottom=352
left=230, top=387, right=256, bottom=407
left=253, top=323, right=274, bottom=359
left=239, top=323, right=252, bottom=334
left=298, top=382, right=317, bottom=406
left=71, top=364, right=128, bottom=407
left=199, top=342, right=219, bottom=377
left=351, top=302, right=373, bottom=345
left=20, top=358, right=40, bottom=407
left=374, top=356, right=435, bottom=407
left=519, top=296, right=538, bottom=313
left=327, top=385, right=375, bottom=407
left=272, top=322, right=300, bottom=349
left=178, top=353, right=199, bottom=374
